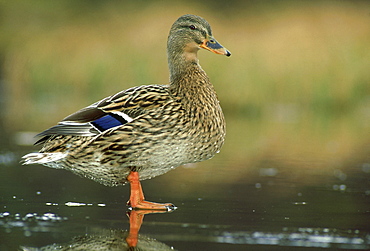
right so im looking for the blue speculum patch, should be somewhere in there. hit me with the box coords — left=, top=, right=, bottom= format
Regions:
left=91, top=114, right=127, bottom=132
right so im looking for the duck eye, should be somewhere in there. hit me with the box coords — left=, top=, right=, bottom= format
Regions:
left=189, top=25, right=196, bottom=30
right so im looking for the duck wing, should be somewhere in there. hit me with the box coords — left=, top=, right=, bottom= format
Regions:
left=35, top=85, right=170, bottom=145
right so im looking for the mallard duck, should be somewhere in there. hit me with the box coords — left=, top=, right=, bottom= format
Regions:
left=22, top=14, right=231, bottom=210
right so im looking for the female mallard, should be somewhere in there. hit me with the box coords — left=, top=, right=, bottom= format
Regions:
left=22, top=14, right=231, bottom=210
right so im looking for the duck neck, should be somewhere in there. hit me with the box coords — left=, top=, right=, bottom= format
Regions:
left=168, top=51, right=213, bottom=97
left=168, top=49, right=198, bottom=80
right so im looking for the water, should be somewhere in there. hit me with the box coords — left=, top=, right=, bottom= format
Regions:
left=1, top=116, right=369, bottom=250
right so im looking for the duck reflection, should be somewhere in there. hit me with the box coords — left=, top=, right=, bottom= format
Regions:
left=22, top=210, right=175, bottom=251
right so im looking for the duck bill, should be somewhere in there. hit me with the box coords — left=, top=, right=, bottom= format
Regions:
left=200, top=37, right=231, bottom=57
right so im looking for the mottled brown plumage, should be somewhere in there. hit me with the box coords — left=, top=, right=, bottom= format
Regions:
left=22, top=14, right=230, bottom=210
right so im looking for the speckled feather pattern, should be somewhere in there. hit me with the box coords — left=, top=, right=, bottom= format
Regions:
left=22, top=14, right=228, bottom=187
left=33, top=66, right=225, bottom=186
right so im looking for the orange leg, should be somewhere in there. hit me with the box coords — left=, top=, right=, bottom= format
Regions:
left=127, top=171, right=176, bottom=210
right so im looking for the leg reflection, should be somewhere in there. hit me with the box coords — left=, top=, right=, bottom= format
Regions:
left=125, top=209, right=173, bottom=248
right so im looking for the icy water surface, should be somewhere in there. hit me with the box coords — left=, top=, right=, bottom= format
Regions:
left=1, top=117, right=369, bottom=250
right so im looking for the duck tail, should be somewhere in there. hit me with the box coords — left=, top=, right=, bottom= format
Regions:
left=21, top=152, right=67, bottom=166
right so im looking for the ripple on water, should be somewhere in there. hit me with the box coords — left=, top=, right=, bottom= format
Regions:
left=214, top=227, right=368, bottom=249
left=0, top=211, right=68, bottom=236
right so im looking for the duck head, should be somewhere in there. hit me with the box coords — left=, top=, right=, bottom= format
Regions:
left=167, top=14, right=231, bottom=72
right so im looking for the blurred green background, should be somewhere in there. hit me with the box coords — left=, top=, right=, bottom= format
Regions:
left=0, top=0, right=369, bottom=186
